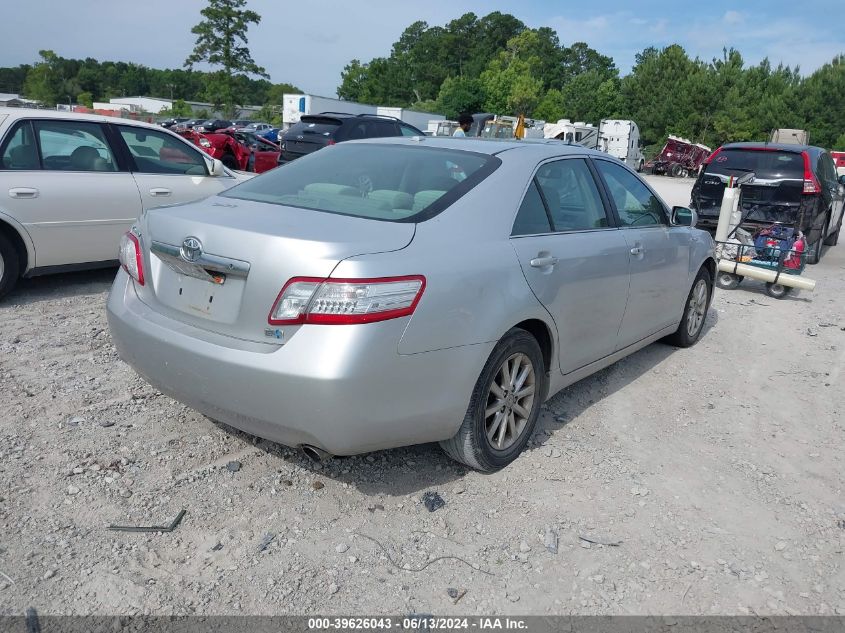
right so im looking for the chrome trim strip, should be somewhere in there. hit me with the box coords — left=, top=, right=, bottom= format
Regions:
left=150, top=240, right=250, bottom=279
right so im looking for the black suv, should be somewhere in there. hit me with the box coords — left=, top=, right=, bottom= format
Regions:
left=691, top=143, right=845, bottom=263
left=278, top=113, right=424, bottom=164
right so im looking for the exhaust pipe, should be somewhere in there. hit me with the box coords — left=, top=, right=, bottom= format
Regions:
left=300, top=444, right=333, bottom=463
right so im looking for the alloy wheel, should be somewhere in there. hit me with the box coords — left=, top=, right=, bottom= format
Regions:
left=686, top=279, right=708, bottom=337
left=484, top=353, right=536, bottom=451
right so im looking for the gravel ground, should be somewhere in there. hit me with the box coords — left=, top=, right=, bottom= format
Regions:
left=1, top=179, right=844, bottom=616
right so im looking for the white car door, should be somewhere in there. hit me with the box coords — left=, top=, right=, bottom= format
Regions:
left=0, top=117, right=141, bottom=268
left=113, top=124, right=239, bottom=210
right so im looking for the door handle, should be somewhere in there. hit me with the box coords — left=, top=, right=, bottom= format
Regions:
left=630, top=246, right=645, bottom=256
left=149, top=188, right=172, bottom=197
left=8, top=187, right=39, bottom=199
left=530, top=256, right=559, bottom=268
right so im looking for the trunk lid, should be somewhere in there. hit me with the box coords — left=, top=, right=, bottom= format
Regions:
left=135, top=196, right=415, bottom=344
left=694, top=148, right=804, bottom=224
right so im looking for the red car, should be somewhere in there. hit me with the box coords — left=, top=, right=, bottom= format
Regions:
left=175, top=128, right=280, bottom=173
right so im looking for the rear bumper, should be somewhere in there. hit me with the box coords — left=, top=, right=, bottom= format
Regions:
left=106, top=271, right=491, bottom=455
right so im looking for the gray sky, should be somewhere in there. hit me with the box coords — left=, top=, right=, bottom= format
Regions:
left=1, top=0, right=843, bottom=97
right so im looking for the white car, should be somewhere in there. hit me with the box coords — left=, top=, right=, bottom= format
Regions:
left=0, top=107, right=251, bottom=299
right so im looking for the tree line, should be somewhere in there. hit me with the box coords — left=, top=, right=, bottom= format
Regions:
left=337, top=12, right=845, bottom=152
left=0, top=50, right=299, bottom=121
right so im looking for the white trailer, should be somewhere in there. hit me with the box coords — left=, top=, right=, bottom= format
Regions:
left=599, top=119, right=645, bottom=171
left=543, top=120, right=600, bottom=149
left=282, top=94, right=377, bottom=128
left=377, top=107, right=444, bottom=132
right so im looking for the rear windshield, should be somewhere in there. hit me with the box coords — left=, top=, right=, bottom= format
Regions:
left=221, top=143, right=499, bottom=222
left=706, top=149, right=804, bottom=179
left=287, top=118, right=342, bottom=138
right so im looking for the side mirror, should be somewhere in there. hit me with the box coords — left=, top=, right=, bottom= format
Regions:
left=671, top=206, right=698, bottom=227
left=209, top=158, right=226, bottom=176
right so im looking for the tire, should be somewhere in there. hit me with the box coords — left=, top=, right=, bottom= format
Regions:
left=824, top=219, right=840, bottom=246
left=0, top=231, right=21, bottom=301
left=716, top=272, right=741, bottom=290
left=439, top=328, right=546, bottom=472
left=637, top=160, right=644, bottom=173
left=670, top=163, right=684, bottom=178
left=765, top=282, right=790, bottom=299
left=666, top=269, right=711, bottom=347
left=221, top=153, right=239, bottom=169
left=806, top=219, right=827, bottom=265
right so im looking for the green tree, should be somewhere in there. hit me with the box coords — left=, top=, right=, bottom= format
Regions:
left=533, top=88, right=566, bottom=122
left=23, top=50, right=60, bottom=105
left=185, top=0, right=269, bottom=117
left=833, top=132, right=845, bottom=151
left=171, top=99, right=193, bottom=117
left=435, top=76, right=484, bottom=118
left=77, top=91, right=94, bottom=108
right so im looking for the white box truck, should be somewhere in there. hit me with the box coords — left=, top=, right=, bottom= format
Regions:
left=377, top=107, right=444, bottom=132
left=599, top=119, right=645, bottom=171
left=282, top=94, right=377, bottom=128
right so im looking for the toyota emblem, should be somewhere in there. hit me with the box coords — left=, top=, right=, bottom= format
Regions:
left=180, top=236, right=203, bottom=262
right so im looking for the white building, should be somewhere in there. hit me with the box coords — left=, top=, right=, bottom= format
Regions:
left=0, top=93, right=42, bottom=108
left=108, top=96, right=261, bottom=118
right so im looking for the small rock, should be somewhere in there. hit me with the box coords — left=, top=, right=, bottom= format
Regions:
left=226, top=461, right=242, bottom=473
left=211, top=542, right=224, bottom=552
left=580, top=540, right=591, bottom=549
left=347, top=556, right=357, bottom=564
left=43, top=569, right=56, bottom=580
left=119, top=488, right=132, bottom=498
left=67, top=417, right=85, bottom=426
left=66, top=485, right=80, bottom=496
left=257, top=533, right=275, bottom=552
left=312, top=480, right=325, bottom=490
left=592, top=574, right=604, bottom=584
left=71, top=467, right=84, bottom=475
left=690, top=561, right=700, bottom=570
left=335, top=543, right=349, bottom=554
left=774, top=541, right=787, bottom=551
left=367, top=504, right=385, bottom=513
left=506, top=593, right=520, bottom=603
left=281, top=479, right=293, bottom=486
left=328, top=582, right=339, bottom=595
left=544, top=527, right=559, bottom=554
left=421, top=491, right=445, bottom=512
left=446, top=588, right=459, bottom=599
left=519, top=541, right=531, bottom=553
left=98, top=420, right=115, bottom=428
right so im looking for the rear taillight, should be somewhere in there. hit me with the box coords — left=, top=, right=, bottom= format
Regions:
left=802, top=151, right=821, bottom=195
left=268, top=276, right=425, bottom=326
left=119, top=231, right=145, bottom=286
left=327, top=139, right=336, bottom=146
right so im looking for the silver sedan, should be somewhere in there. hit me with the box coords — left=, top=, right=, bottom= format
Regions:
left=107, top=137, right=715, bottom=471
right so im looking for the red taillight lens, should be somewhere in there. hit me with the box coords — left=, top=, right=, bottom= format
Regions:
left=802, top=151, right=821, bottom=195
left=268, top=276, right=425, bottom=326
left=327, top=139, right=336, bottom=146
left=118, top=231, right=145, bottom=286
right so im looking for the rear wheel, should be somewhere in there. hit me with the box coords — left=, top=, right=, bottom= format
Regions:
left=765, top=282, right=790, bottom=299
left=440, top=328, right=546, bottom=472
left=666, top=269, right=711, bottom=347
left=716, top=272, right=742, bottom=290
left=807, top=219, right=827, bottom=264
left=0, top=231, right=21, bottom=300
left=670, top=163, right=685, bottom=178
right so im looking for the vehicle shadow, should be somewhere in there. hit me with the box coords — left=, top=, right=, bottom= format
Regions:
left=212, top=306, right=719, bottom=498
left=1, top=267, right=117, bottom=307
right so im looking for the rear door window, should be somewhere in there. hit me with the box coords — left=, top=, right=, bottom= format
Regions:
left=291, top=118, right=342, bottom=139
left=117, top=125, right=208, bottom=175
left=512, top=181, right=552, bottom=235
left=33, top=120, right=118, bottom=172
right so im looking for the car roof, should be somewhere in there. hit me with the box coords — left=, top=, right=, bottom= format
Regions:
left=721, top=141, right=823, bottom=153
left=343, top=135, right=609, bottom=158
left=0, top=106, right=177, bottom=133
